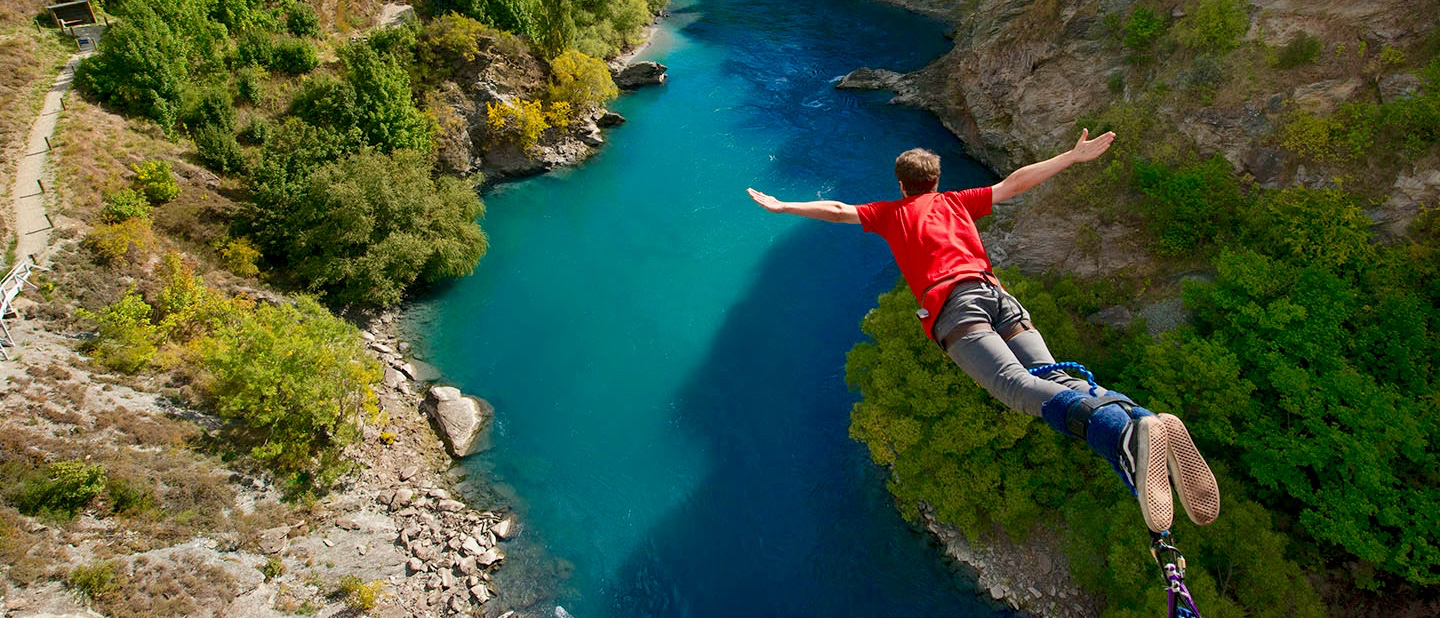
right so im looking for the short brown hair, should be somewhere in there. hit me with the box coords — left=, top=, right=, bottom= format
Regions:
left=895, top=148, right=940, bottom=195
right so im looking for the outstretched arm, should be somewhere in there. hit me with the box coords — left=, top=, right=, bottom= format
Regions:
left=747, top=188, right=861, bottom=224
left=991, top=128, right=1115, bottom=204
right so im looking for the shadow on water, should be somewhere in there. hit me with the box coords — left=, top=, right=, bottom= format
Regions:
left=596, top=220, right=1016, bottom=616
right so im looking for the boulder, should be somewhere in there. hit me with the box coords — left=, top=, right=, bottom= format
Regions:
left=258, top=526, right=289, bottom=555
left=613, top=61, right=668, bottom=89
left=835, top=67, right=903, bottom=91
left=400, top=360, right=443, bottom=382
left=423, top=386, right=494, bottom=458
left=476, top=546, right=504, bottom=566
left=597, top=110, right=626, bottom=127
left=490, top=516, right=517, bottom=540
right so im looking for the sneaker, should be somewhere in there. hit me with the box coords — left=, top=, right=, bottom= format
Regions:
left=1158, top=413, right=1220, bottom=526
left=1119, top=414, right=1174, bottom=533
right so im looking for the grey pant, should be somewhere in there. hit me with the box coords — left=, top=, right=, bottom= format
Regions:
left=934, top=281, right=1105, bottom=417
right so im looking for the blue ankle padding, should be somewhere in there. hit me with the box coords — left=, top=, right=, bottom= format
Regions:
left=1041, top=390, right=1083, bottom=436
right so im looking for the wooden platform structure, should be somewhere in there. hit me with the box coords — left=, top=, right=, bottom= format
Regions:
left=47, top=1, right=96, bottom=28
left=0, top=256, right=45, bottom=361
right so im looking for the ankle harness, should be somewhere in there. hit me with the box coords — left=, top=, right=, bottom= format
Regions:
left=1060, top=395, right=1135, bottom=440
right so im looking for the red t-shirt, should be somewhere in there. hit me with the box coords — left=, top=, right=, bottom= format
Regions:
left=856, top=187, right=994, bottom=340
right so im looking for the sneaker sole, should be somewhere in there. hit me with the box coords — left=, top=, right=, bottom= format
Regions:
left=1159, top=413, right=1220, bottom=526
left=1131, top=416, right=1174, bottom=533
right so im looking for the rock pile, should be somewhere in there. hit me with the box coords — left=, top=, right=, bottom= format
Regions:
left=378, top=482, right=520, bottom=614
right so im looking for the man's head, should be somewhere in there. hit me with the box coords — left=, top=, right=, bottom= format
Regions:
left=895, top=148, right=940, bottom=196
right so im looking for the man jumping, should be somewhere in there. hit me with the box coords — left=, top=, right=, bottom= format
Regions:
left=746, top=129, right=1219, bottom=532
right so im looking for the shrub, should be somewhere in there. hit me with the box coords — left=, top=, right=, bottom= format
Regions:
left=181, top=85, right=237, bottom=133
left=1276, top=32, right=1323, bottom=69
left=290, top=74, right=360, bottom=131
left=547, top=49, right=618, bottom=114
left=487, top=98, right=550, bottom=149
left=84, top=218, right=157, bottom=266
left=270, top=37, right=319, bottom=74
left=76, top=289, right=159, bottom=373
left=105, top=477, right=158, bottom=516
left=9, top=461, right=109, bottom=519
left=67, top=561, right=122, bottom=601
left=236, top=66, right=269, bottom=105
left=261, top=557, right=286, bottom=581
left=1248, top=186, right=1374, bottom=270
left=220, top=237, right=262, bottom=277
left=132, top=160, right=180, bottom=203
left=195, top=126, right=247, bottom=174
left=1122, top=6, right=1165, bottom=52
left=1177, top=0, right=1248, bottom=53
left=1132, top=156, right=1247, bottom=257
left=286, top=2, right=320, bottom=37
left=101, top=188, right=152, bottom=223
left=337, top=575, right=384, bottom=611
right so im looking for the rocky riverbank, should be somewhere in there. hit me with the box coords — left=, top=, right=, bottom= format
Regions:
left=0, top=278, right=529, bottom=617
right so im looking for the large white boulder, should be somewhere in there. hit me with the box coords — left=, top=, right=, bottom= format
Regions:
left=422, top=386, right=493, bottom=458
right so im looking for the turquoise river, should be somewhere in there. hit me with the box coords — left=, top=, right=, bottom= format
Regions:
left=413, top=0, right=1015, bottom=615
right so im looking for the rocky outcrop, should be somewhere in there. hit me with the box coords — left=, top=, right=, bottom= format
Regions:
left=613, top=61, right=669, bottom=89
left=920, top=505, right=1100, bottom=618
left=422, top=386, right=494, bottom=459
left=836, top=67, right=904, bottom=91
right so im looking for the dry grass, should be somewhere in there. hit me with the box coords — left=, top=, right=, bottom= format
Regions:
left=51, top=96, right=180, bottom=225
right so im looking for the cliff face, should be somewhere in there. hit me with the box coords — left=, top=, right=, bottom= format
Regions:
left=868, top=0, right=1440, bottom=276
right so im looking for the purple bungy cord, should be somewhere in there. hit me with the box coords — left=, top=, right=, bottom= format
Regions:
left=1165, top=563, right=1202, bottom=618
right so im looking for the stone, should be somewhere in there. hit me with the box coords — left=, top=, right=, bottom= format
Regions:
left=1379, top=72, right=1422, bottom=104
left=400, top=360, right=443, bottom=382
left=361, top=330, right=376, bottom=342
left=471, top=583, right=492, bottom=603
left=613, top=61, right=668, bottom=89
left=989, top=584, right=1006, bottom=600
left=258, top=526, right=289, bottom=555
left=1084, top=306, right=1132, bottom=328
left=438, top=499, right=466, bottom=512
left=397, top=341, right=412, bottom=354
left=462, top=536, right=484, bottom=556
left=1243, top=146, right=1292, bottom=187
left=394, top=488, right=415, bottom=509
left=491, top=516, right=517, bottom=540
left=408, top=558, right=425, bottom=573
left=449, top=595, right=468, bottom=612
left=400, top=466, right=420, bottom=482
left=322, top=538, right=334, bottom=547
left=336, top=516, right=361, bottom=531
left=371, top=342, right=396, bottom=355
left=578, top=126, right=604, bottom=147
left=476, top=546, right=505, bottom=566
left=499, top=612, right=516, bottom=618
left=836, top=67, right=903, bottom=91
left=1292, top=78, right=1363, bottom=115
left=441, top=569, right=456, bottom=590
left=422, top=386, right=494, bottom=458
left=597, top=110, right=626, bottom=127
left=383, top=366, right=403, bottom=389
left=428, top=488, right=451, bottom=500
left=458, top=555, right=478, bottom=575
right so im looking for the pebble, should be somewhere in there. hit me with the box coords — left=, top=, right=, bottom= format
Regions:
left=400, top=465, right=419, bottom=482
left=408, top=558, right=425, bottom=573
left=438, top=499, right=465, bottom=512
left=322, top=538, right=334, bottom=547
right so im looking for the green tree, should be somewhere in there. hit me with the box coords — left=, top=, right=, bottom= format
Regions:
left=339, top=43, right=434, bottom=153
left=193, top=296, right=382, bottom=488
left=264, top=149, right=488, bottom=307
left=534, top=0, right=577, bottom=58
left=75, top=6, right=191, bottom=128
